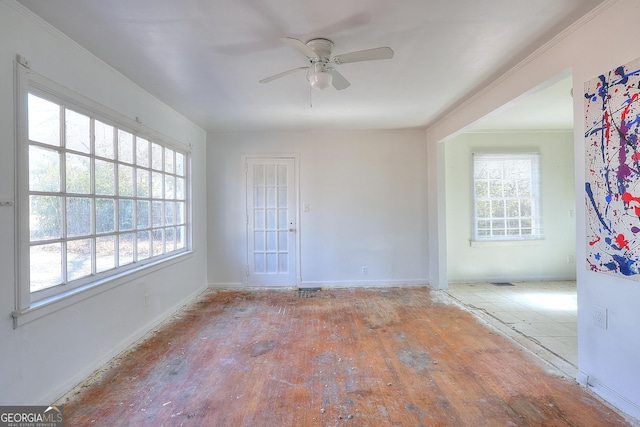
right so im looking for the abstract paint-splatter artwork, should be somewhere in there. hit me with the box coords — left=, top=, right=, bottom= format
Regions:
left=585, top=58, right=640, bottom=278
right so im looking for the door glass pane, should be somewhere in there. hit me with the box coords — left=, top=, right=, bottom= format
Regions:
left=253, top=165, right=264, bottom=186
left=278, top=209, right=287, bottom=229
left=266, top=187, right=276, bottom=208
left=279, top=253, right=288, bottom=273
left=254, top=209, right=265, bottom=230
left=266, top=254, right=277, bottom=273
left=254, top=187, right=265, bottom=208
left=254, top=231, right=265, bottom=251
left=266, top=231, right=277, bottom=251
left=254, top=254, right=265, bottom=273
left=266, top=165, right=276, bottom=186
left=278, top=188, right=287, bottom=207
left=277, top=165, right=287, bottom=185
left=266, top=209, right=276, bottom=229
left=278, top=231, right=288, bottom=251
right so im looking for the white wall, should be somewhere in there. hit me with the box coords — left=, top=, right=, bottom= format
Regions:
left=207, top=130, right=429, bottom=287
left=0, top=2, right=208, bottom=405
left=445, top=131, right=576, bottom=282
left=428, top=0, right=640, bottom=418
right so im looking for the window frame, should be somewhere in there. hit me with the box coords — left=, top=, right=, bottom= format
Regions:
left=472, top=152, right=543, bottom=242
left=14, top=62, right=192, bottom=323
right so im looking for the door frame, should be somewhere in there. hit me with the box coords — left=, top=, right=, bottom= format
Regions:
left=243, top=153, right=301, bottom=287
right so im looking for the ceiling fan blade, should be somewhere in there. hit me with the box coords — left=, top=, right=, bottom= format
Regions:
left=281, top=37, right=319, bottom=59
left=327, top=68, right=350, bottom=90
left=333, top=47, right=394, bottom=64
left=259, top=67, right=308, bottom=83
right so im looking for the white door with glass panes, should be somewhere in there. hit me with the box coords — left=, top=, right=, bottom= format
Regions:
left=246, top=157, right=297, bottom=286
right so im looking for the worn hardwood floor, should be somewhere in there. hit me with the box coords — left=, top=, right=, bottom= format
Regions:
left=59, top=287, right=630, bottom=426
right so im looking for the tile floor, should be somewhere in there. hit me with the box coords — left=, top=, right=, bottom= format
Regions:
left=445, top=281, right=578, bottom=366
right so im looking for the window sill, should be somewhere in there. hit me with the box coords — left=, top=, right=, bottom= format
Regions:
left=12, top=251, right=193, bottom=328
left=470, top=238, right=544, bottom=248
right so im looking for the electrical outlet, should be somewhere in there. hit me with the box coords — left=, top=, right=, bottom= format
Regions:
left=594, top=305, right=608, bottom=329
left=362, top=266, right=368, bottom=275
left=145, top=294, right=150, bottom=308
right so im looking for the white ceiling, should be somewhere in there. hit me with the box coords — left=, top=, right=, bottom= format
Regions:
left=18, top=0, right=602, bottom=134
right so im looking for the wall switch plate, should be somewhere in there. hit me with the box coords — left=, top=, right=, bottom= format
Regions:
left=594, top=305, right=608, bottom=329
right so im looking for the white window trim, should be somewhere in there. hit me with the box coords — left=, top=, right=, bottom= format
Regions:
left=13, top=59, right=193, bottom=327
left=472, top=152, right=543, bottom=243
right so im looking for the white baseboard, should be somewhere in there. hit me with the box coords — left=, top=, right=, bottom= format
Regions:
left=208, top=280, right=431, bottom=289
left=52, top=285, right=207, bottom=405
left=578, top=370, right=640, bottom=423
left=300, top=279, right=429, bottom=288
left=448, top=274, right=576, bottom=283
left=208, top=282, right=245, bottom=288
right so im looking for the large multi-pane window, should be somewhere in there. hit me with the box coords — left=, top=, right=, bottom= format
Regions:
left=25, top=90, right=189, bottom=300
left=473, top=153, right=542, bottom=241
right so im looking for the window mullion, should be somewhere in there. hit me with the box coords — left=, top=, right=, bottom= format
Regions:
left=60, top=105, right=68, bottom=285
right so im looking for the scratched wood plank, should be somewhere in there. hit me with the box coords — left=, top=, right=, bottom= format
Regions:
left=59, top=288, right=630, bottom=426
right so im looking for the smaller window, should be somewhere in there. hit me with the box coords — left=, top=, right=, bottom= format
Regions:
left=473, top=153, right=543, bottom=241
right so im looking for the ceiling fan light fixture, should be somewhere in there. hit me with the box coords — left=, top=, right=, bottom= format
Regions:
left=309, top=70, right=332, bottom=90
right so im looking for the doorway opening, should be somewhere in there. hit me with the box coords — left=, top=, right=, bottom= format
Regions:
left=443, top=71, right=578, bottom=369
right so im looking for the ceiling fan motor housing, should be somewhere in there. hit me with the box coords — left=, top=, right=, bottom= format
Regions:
left=306, top=38, right=334, bottom=60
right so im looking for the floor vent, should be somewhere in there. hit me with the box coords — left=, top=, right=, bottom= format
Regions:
left=491, top=282, right=515, bottom=287
left=298, top=287, right=321, bottom=298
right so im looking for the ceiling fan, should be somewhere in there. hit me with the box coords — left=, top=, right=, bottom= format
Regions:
left=259, top=37, right=394, bottom=91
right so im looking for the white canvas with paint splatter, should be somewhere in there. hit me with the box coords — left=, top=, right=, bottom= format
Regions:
left=585, top=57, right=640, bottom=278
